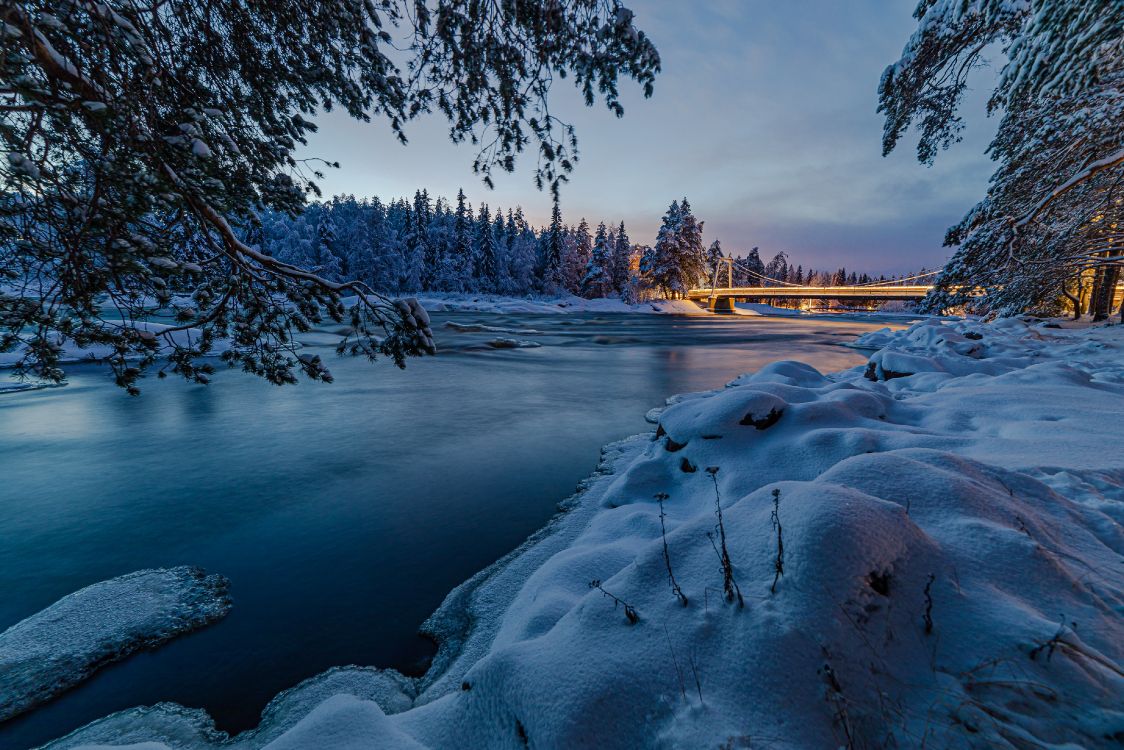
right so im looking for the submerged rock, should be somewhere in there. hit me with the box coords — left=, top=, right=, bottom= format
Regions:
left=486, top=338, right=541, bottom=349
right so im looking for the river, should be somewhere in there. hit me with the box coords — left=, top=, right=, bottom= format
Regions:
left=0, top=311, right=903, bottom=749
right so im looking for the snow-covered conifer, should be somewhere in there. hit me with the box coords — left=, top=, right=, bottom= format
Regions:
left=610, top=222, right=633, bottom=295
left=582, top=222, right=613, bottom=298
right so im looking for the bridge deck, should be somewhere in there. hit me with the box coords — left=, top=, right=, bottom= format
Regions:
left=687, top=285, right=933, bottom=301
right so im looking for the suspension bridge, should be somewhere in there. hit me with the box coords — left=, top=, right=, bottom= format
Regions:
left=687, top=259, right=939, bottom=312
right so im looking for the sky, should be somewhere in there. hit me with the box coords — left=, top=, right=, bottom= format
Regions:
left=300, top=0, right=1001, bottom=275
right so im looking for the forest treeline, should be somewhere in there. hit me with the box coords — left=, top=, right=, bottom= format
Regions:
left=252, top=191, right=919, bottom=301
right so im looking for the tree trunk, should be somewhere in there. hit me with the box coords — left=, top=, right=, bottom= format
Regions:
left=1091, top=263, right=1119, bottom=321
left=1062, top=280, right=1081, bottom=320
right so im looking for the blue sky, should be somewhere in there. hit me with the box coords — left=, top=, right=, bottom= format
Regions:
left=301, top=0, right=1000, bottom=274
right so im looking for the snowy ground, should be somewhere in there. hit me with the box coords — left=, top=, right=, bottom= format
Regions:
left=408, top=293, right=917, bottom=321
left=0, top=567, right=231, bottom=723
left=42, top=317, right=1124, bottom=749
left=400, top=293, right=708, bottom=316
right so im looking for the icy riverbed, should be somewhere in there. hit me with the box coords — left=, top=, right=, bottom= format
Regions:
left=0, top=567, right=230, bottom=723
left=40, top=317, right=1124, bottom=749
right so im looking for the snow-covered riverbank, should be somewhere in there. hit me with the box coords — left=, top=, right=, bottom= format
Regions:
left=384, top=292, right=709, bottom=316
left=403, top=293, right=919, bottom=321
left=43, top=317, right=1124, bottom=749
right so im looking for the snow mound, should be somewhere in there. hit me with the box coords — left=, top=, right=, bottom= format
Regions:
left=45, top=319, right=1124, bottom=749
left=0, top=567, right=231, bottom=722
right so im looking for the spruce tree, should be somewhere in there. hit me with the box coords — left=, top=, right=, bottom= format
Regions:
left=451, top=190, right=473, bottom=287
left=415, top=190, right=438, bottom=291
left=583, top=222, right=613, bottom=298
left=611, top=222, right=633, bottom=295
left=764, top=252, right=789, bottom=287
left=676, top=199, right=707, bottom=293
left=742, top=247, right=765, bottom=286
left=707, top=240, right=725, bottom=286
left=315, top=215, right=343, bottom=281
left=566, top=219, right=593, bottom=293
left=541, top=199, right=566, bottom=294
left=651, top=201, right=683, bottom=296
left=476, top=204, right=498, bottom=292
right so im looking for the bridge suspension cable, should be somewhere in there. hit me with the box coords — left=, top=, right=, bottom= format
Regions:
left=715, top=259, right=942, bottom=290
left=851, top=269, right=942, bottom=287
left=723, top=259, right=803, bottom=287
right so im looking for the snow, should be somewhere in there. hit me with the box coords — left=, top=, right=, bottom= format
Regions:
left=42, top=317, right=1124, bottom=749
left=443, top=322, right=544, bottom=335
left=732, top=301, right=804, bottom=317
left=0, top=567, right=231, bottom=723
left=402, top=293, right=708, bottom=316
left=0, top=381, right=65, bottom=394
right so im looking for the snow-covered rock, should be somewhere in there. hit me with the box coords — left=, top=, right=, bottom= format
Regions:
left=484, top=338, right=541, bottom=349
left=43, top=318, right=1124, bottom=749
left=0, top=567, right=231, bottom=722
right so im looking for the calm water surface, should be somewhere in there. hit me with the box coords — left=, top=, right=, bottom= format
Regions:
left=0, top=311, right=903, bottom=749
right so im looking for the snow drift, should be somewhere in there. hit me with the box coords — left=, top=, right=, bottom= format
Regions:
left=42, top=318, right=1124, bottom=749
left=0, top=567, right=231, bottom=723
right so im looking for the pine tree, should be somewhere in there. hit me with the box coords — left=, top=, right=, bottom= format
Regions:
left=0, top=1, right=659, bottom=390
left=507, top=207, right=537, bottom=294
left=476, top=204, right=499, bottom=292
left=650, top=201, right=683, bottom=296
left=492, top=210, right=509, bottom=289
left=541, top=198, right=566, bottom=294
left=583, top=222, right=613, bottom=298
left=565, top=219, right=593, bottom=294
left=315, top=215, right=343, bottom=280
left=740, top=247, right=765, bottom=287
left=882, top=0, right=1124, bottom=316
left=676, top=199, right=708, bottom=292
left=445, top=189, right=471, bottom=290
left=764, top=252, right=789, bottom=287
left=413, top=190, right=439, bottom=291
left=611, top=222, right=633, bottom=295
left=707, top=240, right=725, bottom=285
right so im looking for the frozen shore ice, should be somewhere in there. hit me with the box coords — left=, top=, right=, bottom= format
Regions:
left=0, top=567, right=231, bottom=723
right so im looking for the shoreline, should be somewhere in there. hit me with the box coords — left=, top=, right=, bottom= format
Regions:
left=42, top=315, right=1124, bottom=749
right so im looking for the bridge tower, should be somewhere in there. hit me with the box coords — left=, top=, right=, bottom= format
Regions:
left=707, top=258, right=737, bottom=313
